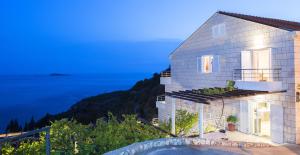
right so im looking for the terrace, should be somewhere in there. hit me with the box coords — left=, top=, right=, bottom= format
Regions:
left=160, top=69, right=171, bottom=85
left=165, top=86, right=286, bottom=139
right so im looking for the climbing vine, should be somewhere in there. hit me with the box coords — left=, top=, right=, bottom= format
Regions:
left=201, top=80, right=236, bottom=95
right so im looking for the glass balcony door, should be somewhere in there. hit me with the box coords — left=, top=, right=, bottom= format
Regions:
left=252, top=49, right=271, bottom=81
left=241, top=49, right=272, bottom=81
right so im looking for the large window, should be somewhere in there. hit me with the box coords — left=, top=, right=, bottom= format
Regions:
left=201, top=55, right=213, bottom=73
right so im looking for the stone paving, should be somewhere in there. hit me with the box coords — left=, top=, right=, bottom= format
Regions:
left=247, top=144, right=300, bottom=155
left=204, top=131, right=277, bottom=146
left=193, top=145, right=300, bottom=155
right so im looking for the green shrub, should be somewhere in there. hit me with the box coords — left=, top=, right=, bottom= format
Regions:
left=1, top=113, right=167, bottom=155
left=204, top=124, right=217, bottom=133
left=159, top=121, right=171, bottom=133
left=159, top=110, right=198, bottom=136
left=226, top=115, right=238, bottom=124
left=226, top=80, right=236, bottom=91
left=50, top=119, right=94, bottom=154
left=175, top=110, right=198, bottom=135
left=1, top=143, right=15, bottom=155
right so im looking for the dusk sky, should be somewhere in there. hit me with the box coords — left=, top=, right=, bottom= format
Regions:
left=1, top=0, right=300, bottom=74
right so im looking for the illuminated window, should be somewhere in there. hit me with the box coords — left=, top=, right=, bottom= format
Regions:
left=201, top=55, right=213, bottom=73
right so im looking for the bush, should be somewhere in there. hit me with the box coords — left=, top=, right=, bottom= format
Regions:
left=93, top=113, right=166, bottom=153
left=50, top=119, right=94, bottom=154
left=226, top=115, right=238, bottom=124
left=1, top=113, right=167, bottom=155
left=1, top=143, right=15, bottom=155
left=204, top=124, right=217, bottom=133
left=176, top=110, right=198, bottom=135
left=159, top=110, right=198, bottom=136
left=226, top=80, right=236, bottom=91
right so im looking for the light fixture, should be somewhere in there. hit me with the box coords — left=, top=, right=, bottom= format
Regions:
left=253, top=34, right=265, bottom=49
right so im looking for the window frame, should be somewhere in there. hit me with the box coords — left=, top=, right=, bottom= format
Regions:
left=201, top=55, right=214, bottom=74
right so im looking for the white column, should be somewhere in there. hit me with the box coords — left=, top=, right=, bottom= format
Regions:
left=198, top=104, right=204, bottom=138
left=171, top=98, right=176, bottom=135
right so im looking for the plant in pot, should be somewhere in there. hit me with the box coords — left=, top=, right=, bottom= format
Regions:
left=226, top=115, right=238, bottom=131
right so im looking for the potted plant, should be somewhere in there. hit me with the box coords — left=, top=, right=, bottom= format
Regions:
left=226, top=115, right=238, bottom=131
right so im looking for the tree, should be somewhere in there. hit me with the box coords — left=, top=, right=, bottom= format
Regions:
left=28, top=116, right=35, bottom=131
left=6, top=119, right=22, bottom=133
left=23, top=116, right=36, bottom=131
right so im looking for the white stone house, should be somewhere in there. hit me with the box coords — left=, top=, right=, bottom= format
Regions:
left=156, top=11, right=300, bottom=144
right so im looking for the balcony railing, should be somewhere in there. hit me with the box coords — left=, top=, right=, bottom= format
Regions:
left=161, top=71, right=171, bottom=77
left=233, top=68, right=281, bottom=82
left=157, top=95, right=165, bottom=102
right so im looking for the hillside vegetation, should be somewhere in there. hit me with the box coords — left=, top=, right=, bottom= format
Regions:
left=34, top=73, right=164, bottom=128
left=2, top=114, right=167, bottom=155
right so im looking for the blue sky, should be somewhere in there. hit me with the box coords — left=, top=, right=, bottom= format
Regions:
left=0, top=0, right=300, bottom=74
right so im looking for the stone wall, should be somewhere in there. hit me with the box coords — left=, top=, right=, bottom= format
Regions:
left=294, top=34, right=300, bottom=143
left=158, top=96, right=240, bottom=130
left=104, top=137, right=272, bottom=155
left=158, top=13, right=298, bottom=143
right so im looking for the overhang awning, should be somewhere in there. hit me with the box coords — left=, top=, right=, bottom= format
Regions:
left=165, top=89, right=286, bottom=104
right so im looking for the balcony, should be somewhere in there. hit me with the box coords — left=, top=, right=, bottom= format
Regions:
left=233, top=69, right=283, bottom=91
left=160, top=70, right=171, bottom=85
left=156, top=95, right=166, bottom=109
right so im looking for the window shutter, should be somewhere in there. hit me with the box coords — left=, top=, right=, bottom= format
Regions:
left=219, top=24, right=226, bottom=36
left=213, top=55, right=220, bottom=72
left=212, top=25, right=218, bottom=38
left=197, top=57, right=202, bottom=73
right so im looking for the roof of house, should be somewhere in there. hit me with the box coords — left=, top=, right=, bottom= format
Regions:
left=218, top=11, right=300, bottom=31
left=165, top=88, right=286, bottom=104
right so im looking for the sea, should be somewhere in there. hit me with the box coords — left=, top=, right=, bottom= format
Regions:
left=0, top=73, right=150, bottom=132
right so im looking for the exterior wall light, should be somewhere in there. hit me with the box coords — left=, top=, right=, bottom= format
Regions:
left=253, top=34, right=265, bottom=49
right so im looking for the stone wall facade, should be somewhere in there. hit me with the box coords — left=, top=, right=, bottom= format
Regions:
left=294, top=34, right=300, bottom=143
left=158, top=13, right=299, bottom=143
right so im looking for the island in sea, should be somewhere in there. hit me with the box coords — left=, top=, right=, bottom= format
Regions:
left=49, top=73, right=70, bottom=76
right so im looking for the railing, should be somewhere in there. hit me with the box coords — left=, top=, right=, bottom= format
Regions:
left=233, top=68, right=281, bottom=81
left=157, top=95, right=165, bottom=102
left=160, top=71, right=171, bottom=77
left=0, top=127, right=51, bottom=155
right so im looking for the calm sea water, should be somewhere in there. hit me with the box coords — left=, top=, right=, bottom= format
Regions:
left=0, top=73, right=150, bottom=131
